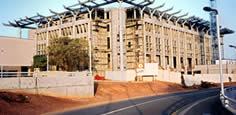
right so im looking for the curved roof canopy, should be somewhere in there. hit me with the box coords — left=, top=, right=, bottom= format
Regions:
left=2, top=0, right=223, bottom=32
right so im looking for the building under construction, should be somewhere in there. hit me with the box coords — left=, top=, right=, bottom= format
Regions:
left=4, top=0, right=214, bottom=76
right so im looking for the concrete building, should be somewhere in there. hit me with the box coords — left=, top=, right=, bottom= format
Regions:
left=4, top=0, right=214, bottom=76
left=0, top=36, right=35, bottom=73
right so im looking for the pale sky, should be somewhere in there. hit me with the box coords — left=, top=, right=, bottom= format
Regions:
left=0, top=0, right=235, bottom=59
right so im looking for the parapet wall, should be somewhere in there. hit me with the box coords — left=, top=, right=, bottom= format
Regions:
left=0, top=73, right=94, bottom=97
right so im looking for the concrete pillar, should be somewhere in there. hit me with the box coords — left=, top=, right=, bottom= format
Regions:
left=46, top=22, right=50, bottom=71
left=161, top=26, right=165, bottom=69
left=177, top=30, right=181, bottom=72
left=59, top=19, right=62, bottom=37
left=209, top=37, right=212, bottom=64
left=193, top=34, right=196, bottom=67
left=204, top=34, right=207, bottom=65
left=35, top=23, right=39, bottom=56
left=184, top=32, right=187, bottom=74
left=152, top=24, right=157, bottom=62
left=73, top=16, right=76, bottom=38
left=134, top=9, right=136, bottom=19
left=170, top=28, right=174, bottom=68
left=19, top=27, right=22, bottom=39
left=119, top=1, right=124, bottom=71
left=143, top=22, right=146, bottom=63
left=222, top=37, right=225, bottom=59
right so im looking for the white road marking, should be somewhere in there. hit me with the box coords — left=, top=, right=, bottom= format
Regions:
left=178, top=95, right=218, bottom=115
left=101, top=90, right=218, bottom=115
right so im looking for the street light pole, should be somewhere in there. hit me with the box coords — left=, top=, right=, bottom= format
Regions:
left=204, top=7, right=224, bottom=96
left=216, top=13, right=225, bottom=96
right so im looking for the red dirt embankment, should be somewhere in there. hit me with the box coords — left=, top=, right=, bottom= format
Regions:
left=1, top=81, right=236, bottom=115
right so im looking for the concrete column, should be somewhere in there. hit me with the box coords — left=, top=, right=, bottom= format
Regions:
left=46, top=22, right=50, bottom=71
left=59, top=19, right=63, bottom=37
left=222, top=37, right=225, bottom=59
left=161, top=26, right=165, bottom=69
left=143, top=22, right=146, bottom=63
left=35, top=23, right=39, bottom=56
left=177, top=30, right=181, bottom=72
left=192, top=34, right=196, bottom=67
left=119, top=1, right=124, bottom=71
left=170, top=28, right=174, bottom=68
left=73, top=16, right=76, bottom=38
left=134, top=9, right=136, bottom=19
left=139, top=7, right=146, bottom=63
left=184, top=32, right=187, bottom=74
left=209, top=37, right=212, bottom=64
left=19, top=27, right=22, bottom=39
left=104, top=11, right=107, bottom=19
left=152, top=24, right=157, bottom=63
left=204, top=35, right=207, bottom=65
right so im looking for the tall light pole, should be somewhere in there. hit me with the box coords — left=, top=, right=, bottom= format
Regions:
left=204, top=7, right=224, bottom=96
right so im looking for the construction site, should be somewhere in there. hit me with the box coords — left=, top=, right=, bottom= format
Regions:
left=3, top=0, right=233, bottom=76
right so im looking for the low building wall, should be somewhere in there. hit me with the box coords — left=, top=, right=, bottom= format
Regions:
left=184, top=74, right=236, bottom=86
left=156, top=70, right=182, bottom=84
left=105, top=70, right=182, bottom=84
left=105, top=70, right=136, bottom=81
left=0, top=72, right=94, bottom=97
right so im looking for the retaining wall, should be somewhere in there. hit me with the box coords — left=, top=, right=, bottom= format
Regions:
left=184, top=74, right=236, bottom=86
left=0, top=72, right=94, bottom=97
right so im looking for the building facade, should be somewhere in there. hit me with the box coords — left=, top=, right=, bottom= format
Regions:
left=0, top=36, right=35, bottom=73
left=5, top=0, right=212, bottom=76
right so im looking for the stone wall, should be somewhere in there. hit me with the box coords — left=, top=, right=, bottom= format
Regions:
left=0, top=72, right=94, bottom=97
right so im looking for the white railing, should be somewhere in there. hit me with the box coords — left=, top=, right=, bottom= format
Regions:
left=221, top=86, right=236, bottom=114
left=0, top=71, right=89, bottom=78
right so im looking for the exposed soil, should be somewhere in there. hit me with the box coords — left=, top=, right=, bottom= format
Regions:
left=0, top=81, right=236, bottom=115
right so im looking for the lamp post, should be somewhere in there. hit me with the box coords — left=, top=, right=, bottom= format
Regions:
left=204, top=7, right=224, bottom=96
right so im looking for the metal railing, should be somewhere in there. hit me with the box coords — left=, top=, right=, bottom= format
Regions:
left=221, top=86, right=236, bottom=114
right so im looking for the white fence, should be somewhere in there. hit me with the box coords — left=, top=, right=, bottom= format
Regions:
left=0, top=71, right=94, bottom=97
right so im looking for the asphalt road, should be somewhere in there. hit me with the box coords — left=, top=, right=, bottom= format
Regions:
left=54, top=88, right=233, bottom=115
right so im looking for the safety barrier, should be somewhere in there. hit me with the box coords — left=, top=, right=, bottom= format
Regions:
left=221, top=86, right=236, bottom=114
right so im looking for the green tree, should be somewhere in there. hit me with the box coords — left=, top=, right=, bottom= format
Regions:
left=48, top=37, right=89, bottom=71
left=32, top=55, right=47, bottom=71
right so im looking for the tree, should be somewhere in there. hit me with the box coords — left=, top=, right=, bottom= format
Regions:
left=32, top=55, right=47, bottom=71
left=48, top=37, right=89, bottom=71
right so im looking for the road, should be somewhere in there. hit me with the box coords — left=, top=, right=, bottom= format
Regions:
left=54, top=88, right=233, bottom=115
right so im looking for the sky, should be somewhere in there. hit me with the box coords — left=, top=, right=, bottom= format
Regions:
left=0, top=0, right=235, bottom=59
